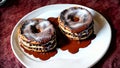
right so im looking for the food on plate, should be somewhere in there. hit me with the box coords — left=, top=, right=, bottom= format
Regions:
left=18, top=18, right=57, bottom=52
left=58, top=7, right=94, bottom=40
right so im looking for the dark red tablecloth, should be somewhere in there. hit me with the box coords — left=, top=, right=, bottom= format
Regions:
left=0, top=0, right=120, bottom=68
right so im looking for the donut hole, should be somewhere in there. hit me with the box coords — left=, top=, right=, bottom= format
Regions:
left=68, top=14, right=79, bottom=22
left=31, top=25, right=40, bottom=33
left=72, top=16, right=79, bottom=22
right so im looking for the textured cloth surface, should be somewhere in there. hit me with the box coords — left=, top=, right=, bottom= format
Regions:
left=0, top=0, right=120, bottom=68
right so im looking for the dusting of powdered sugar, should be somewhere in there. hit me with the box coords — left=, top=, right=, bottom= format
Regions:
left=23, top=21, right=35, bottom=33
left=63, top=8, right=91, bottom=29
left=36, top=21, right=50, bottom=31
left=22, top=20, right=54, bottom=42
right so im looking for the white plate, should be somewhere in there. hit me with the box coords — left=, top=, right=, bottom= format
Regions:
left=11, top=4, right=111, bottom=68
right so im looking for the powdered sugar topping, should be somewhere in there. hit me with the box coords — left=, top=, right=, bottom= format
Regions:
left=62, top=7, right=92, bottom=29
left=21, top=19, right=55, bottom=42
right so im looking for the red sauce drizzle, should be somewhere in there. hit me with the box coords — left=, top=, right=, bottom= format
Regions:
left=21, top=17, right=96, bottom=60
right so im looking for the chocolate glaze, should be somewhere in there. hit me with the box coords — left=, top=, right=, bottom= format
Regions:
left=21, top=17, right=96, bottom=60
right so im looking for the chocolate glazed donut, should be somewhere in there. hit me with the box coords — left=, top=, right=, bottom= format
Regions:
left=18, top=18, right=57, bottom=52
left=58, top=7, right=94, bottom=40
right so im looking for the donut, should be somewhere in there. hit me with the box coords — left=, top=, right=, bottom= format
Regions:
left=18, top=18, right=57, bottom=52
left=58, top=7, right=94, bottom=40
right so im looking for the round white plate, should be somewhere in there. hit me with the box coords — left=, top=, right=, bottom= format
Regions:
left=11, top=4, right=111, bottom=68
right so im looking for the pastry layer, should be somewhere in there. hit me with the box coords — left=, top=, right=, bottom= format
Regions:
left=18, top=33, right=57, bottom=52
